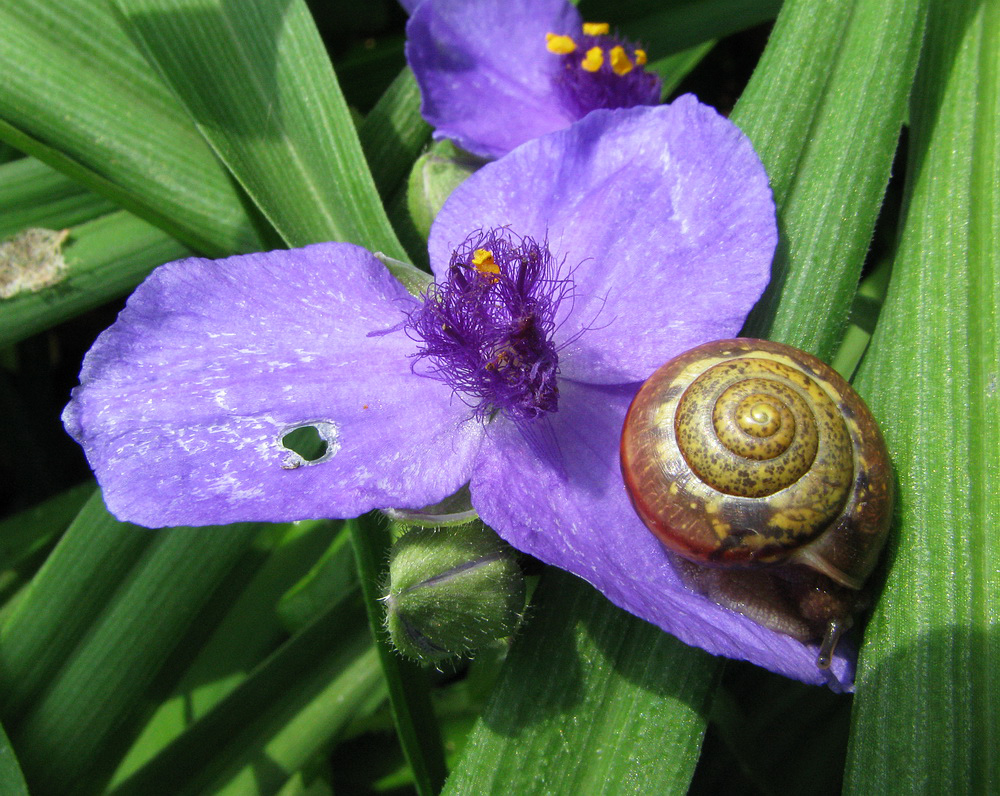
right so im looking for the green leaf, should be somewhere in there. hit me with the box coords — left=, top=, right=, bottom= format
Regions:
left=443, top=569, right=717, bottom=795
left=8, top=519, right=260, bottom=794
left=0, top=490, right=154, bottom=720
left=0, top=481, right=93, bottom=616
left=110, top=591, right=381, bottom=796
left=277, top=523, right=357, bottom=634
left=844, top=1, right=999, bottom=792
left=0, top=1, right=264, bottom=255
left=0, top=481, right=92, bottom=574
left=114, top=0, right=406, bottom=258
left=734, top=0, right=928, bottom=360
left=0, top=157, right=116, bottom=239
left=0, top=722, right=28, bottom=796
left=359, top=67, right=432, bottom=202
left=350, top=513, right=447, bottom=796
left=0, top=211, right=191, bottom=349
left=110, top=520, right=345, bottom=785
left=612, top=0, right=783, bottom=56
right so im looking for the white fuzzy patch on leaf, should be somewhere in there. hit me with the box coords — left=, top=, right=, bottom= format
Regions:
left=0, top=228, right=70, bottom=299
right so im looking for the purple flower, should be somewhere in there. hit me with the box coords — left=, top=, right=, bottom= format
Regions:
left=62, top=97, right=850, bottom=688
left=406, top=0, right=661, bottom=158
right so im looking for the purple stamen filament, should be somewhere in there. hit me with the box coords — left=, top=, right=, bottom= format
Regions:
left=406, top=229, right=573, bottom=424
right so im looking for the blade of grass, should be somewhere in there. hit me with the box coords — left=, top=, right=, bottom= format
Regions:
left=0, top=722, right=28, bottom=796
left=10, top=522, right=261, bottom=794
left=350, top=513, right=447, bottom=796
left=585, top=0, right=782, bottom=55
left=109, top=520, right=346, bottom=785
left=734, top=0, right=929, bottom=361
left=0, top=157, right=116, bottom=239
left=114, top=0, right=406, bottom=258
left=109, top=591, right=381, bottom=796
left=0, top=481, right=94, bottom=614
left=0, top=1, right=265, bottom=256
left=443, top=569, right=718, bottom=795
left=0, top=481, right=92, bottom=573
left=0, top=490, right=154, bottom=719
left=844, top=1, right=999, bottom=792
left=0, top=211, right=191, bottom=349
left=359, top=67, right=432, bottom=203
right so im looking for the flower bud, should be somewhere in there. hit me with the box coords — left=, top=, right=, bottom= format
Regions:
left=407, top=140, right=485, bottom=240
left=383, top=521, right=525, bottom=663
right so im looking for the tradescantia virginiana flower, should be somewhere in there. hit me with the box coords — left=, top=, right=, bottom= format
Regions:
left=406, top=0, right=661, bottom=158
left=62, top=97, right=851, bottom=688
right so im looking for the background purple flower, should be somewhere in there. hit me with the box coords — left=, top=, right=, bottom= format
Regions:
left=63, top=97, right=853, bottom=687
left=406, top=0, right=661, bottom=158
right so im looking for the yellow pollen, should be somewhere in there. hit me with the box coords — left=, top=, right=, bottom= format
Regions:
left=472, top=248, right=500, bottom=277
left=545, top=32, right=576, bottom=55
left=581, top=46, right=603, bottom=72
left=582, top=22, right=610, bottom=36
left=610, top=46, right=633, bottom=75
left=634, top=49, right=648, bottom=66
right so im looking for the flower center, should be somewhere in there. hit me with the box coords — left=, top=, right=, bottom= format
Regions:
left=545, top=22, right=661, bottom=118
left=406, top=229, right=572, bottom=423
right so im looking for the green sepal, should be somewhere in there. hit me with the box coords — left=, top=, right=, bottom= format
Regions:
left=384, top=522, right=525, bottom=663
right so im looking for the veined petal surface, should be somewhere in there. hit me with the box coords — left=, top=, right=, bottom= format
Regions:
left=429, top=98, right=776, bottom=385
left=64, top=243, right=483, bottom=527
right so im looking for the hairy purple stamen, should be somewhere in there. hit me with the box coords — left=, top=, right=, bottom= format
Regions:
left=553, top=31, right=661, bottom=118
left=406, top=230, right=573, bottom=423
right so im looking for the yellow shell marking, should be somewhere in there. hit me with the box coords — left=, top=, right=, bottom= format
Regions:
left=665, top=351, right=855, bottom=556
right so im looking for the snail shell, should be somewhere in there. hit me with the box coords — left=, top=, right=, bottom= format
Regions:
left=620, top=339, right=892, bottom=666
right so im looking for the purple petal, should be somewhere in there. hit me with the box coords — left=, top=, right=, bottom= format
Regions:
left=64, top=243, right=484, bottom=527
left=406, top=0, right=581, bottom=158
left=430, top=96, right=777, bottom=385
left=470, top=379, right=854, bottom=689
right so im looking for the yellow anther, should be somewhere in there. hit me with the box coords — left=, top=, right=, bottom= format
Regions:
left=581, top=46, right=603, bottom=72
left=582, top=22, right=610, bottom=36
left=634, top=49, right=648, bottom=66
left=545, top=32, right=576, bottom=55
left=473, top=249, right=500, bottom=277
left=610, top=46, right=633, bottom=75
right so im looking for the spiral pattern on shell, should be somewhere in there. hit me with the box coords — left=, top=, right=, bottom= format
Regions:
left=621, top=339, right=892, bottom=587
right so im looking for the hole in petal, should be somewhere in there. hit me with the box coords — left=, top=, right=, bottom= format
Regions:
left=279, top=421, right=340, bottom=469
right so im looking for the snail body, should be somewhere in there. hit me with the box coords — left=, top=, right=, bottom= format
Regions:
left=620, top=339, right=892, bottom=666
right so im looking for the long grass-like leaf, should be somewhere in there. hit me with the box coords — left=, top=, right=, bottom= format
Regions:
left=0, top=490, right=154, bottom=719
left=844, top=1, right=999, bottom=791
left=359, top=67, right=432, bottom=203
left=0, top=211, right=191, bottom=349
left=442, top=569, right=717, bottom=795
left=111, top=591, right=380, bottom=796
left=114, top=0, right=406, bottom=259
left=734, top=0, right=928, bottom=360
left=0, top=722, right=28, bottom=796
left=350, top=513, right=447, bottom=796
left=0, top=1, right=264, bottom=255
left=10, top=522, right=260, bottom=794
left=109, top=520, right=345, bottom=785
left=0, top=158, right=116, bottom=240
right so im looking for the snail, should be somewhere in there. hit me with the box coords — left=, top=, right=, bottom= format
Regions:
left=620, top=338, right=892, bottom=668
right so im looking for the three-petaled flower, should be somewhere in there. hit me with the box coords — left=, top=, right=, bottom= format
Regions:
left=406, top=0, right=661, bottom=158
left=62, top=98, right=851, bottom=687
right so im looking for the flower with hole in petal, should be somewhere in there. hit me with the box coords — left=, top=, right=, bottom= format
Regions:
left=63, top=97, right=853, bottom=689
left=406, top=0, right=661, bottom=158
